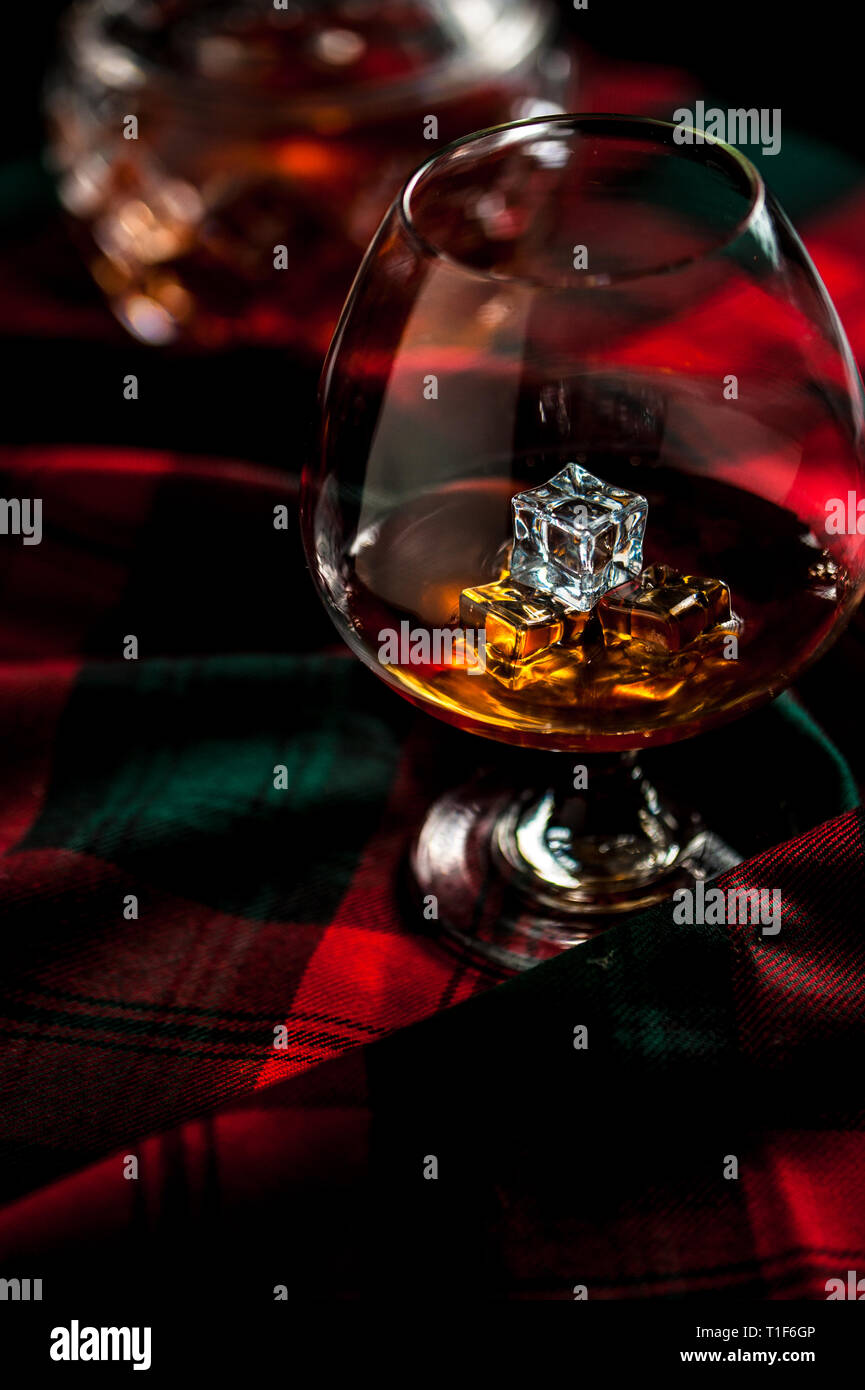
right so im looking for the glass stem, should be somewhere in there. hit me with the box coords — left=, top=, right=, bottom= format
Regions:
left=493, top=750, right=691, bottom=911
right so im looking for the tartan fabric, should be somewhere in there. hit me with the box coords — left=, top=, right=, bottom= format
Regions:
left=1, top=55, right=865, bottom=1299
left=1, top=809, right=863, bottom=1299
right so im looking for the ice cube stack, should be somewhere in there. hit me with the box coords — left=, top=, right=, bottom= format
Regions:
left=459, top=462, right=741, bottom=684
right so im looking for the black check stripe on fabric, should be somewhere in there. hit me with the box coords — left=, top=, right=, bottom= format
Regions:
left=20, top=652, right=409, bottom=924
left=361, top=885, right=751, bottom=1298
left=80, top=468, right=336, bottom=661
left=354, top=810, right=865, bottom=1297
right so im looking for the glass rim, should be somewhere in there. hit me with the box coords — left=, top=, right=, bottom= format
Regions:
left=399, top=112, right=767, bottom=289
left=62, top=0, right=554, bottom=126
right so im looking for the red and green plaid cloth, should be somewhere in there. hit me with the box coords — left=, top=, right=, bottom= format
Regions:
left=1, top=53, right=865, bottom=1302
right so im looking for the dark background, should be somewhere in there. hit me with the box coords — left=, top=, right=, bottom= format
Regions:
left=0, top=0, right=860, bottom=470
left=4, top=0, right=857, bottom=165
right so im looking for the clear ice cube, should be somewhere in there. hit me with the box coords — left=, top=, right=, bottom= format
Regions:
left=510, top=462, right=648, bottom=612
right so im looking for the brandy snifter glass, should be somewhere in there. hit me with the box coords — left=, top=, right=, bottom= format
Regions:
left=302, top=115, right=865, bottom=970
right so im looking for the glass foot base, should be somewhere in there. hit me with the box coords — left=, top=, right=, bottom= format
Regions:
left=410, top=759, right=730, bottom=972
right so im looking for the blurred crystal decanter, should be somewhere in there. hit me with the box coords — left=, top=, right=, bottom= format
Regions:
left=45, top=0, right=572, bottom=350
